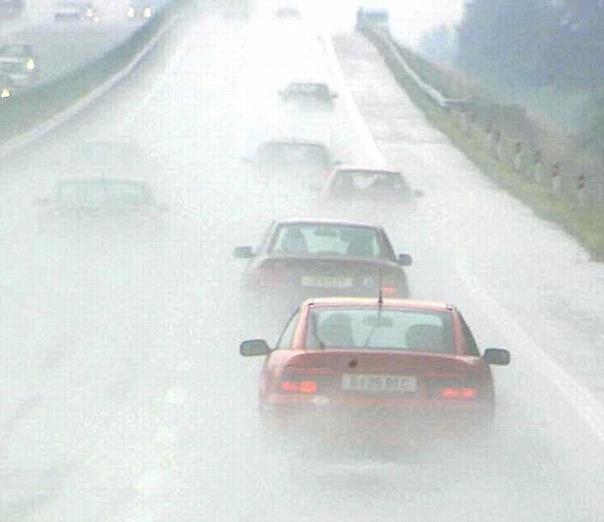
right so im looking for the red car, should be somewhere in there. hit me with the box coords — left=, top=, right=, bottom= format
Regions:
left=240, top=297, right=510, bottom=443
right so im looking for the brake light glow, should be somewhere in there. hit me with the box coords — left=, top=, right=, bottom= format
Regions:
left=440, top=387, right=477, bottom=399
left=381, top=286, right=397, bottom=295
left=280, top=380, right=317, bottom=394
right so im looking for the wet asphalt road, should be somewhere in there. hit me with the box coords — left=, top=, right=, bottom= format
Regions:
left=1, top=6, right=604, bottom=521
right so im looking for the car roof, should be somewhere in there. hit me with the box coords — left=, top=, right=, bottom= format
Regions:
left=333, top=165, right=401, bottom=175
left=304, top=297, right=454, bottom=312
left=260, top=139, right=328, bottom=149
left=0, top=43, right=31, bottom=49
left=57, top=177, right=148, bottom=187
left=287, top=81, right=328, bottom=87
left=274, top=217, right=383, bottom=229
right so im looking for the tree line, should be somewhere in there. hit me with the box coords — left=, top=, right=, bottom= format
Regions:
left=453, top=0, right=604, bottom=156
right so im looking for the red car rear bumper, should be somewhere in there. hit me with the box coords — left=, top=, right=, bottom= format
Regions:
left=259, top=396, right=494, bottom=443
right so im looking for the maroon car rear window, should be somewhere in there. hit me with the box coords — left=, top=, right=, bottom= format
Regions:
left=269, top=223, right=387, bottom=259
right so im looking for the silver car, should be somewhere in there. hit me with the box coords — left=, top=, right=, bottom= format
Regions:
left=0, top=44, right=37, bottom=87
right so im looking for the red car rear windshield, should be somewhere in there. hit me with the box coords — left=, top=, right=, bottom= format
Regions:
left=307, top=307, right=454, bottom=354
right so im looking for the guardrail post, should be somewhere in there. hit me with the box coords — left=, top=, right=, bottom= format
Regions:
left=488, top=128, right=501, bottom=160
left=533, top=150, right=544, bottom=184
left=466, top=112, right=476, bottom=137
left=576, top=173, right=587, bottom=206
left=513, top=142, right=523, bottom=173
left=495, top=131, right=503, bottom=160
left=551, top=162, right=562, bottom=197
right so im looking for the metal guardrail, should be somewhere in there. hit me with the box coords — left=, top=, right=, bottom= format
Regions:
left=358, top=21, right=604, bottom=208
left=357, top=21, right=462, bottom=110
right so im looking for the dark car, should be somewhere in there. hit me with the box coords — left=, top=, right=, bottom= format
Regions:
left=278, top=81, right=337, bottom=106
left=0, top=73, right=14, bottom=99
left=233, top=219, right=412, bottom=312
left=249, top=140, right=336, bottom=178
left=322, top=165, right=421, bottom=205
left=240, top=297, right=510, bottom=446
left=67, top=140, right=153, bottom=176
left=0, top=44, right=38, bottom=87
left=274, top=6, right=301, bottom=20
left=0, top=0, right=24, bottom=19
left=127, top=0, right=153, bottom=20
left=54, top=1, right=99, bottom=21
left=34, top=177, right=167, bottom=235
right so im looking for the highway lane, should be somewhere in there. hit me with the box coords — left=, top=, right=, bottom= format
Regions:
left=1, top=7, right=604, bottom=522
left=13, top=23, right=139, bottom=84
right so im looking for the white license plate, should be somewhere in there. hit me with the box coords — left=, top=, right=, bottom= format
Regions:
left=300, top=275, right=353, bottom=288
left=341, top=374, right=418, bottom=393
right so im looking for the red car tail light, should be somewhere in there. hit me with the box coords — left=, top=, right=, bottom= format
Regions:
left=439, top=386, right=477, bottom=399
left=381, top=286, right=398, bottom=296
left=280, top=380, right=318, bottom=394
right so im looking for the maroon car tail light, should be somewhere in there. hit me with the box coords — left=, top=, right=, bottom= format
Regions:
left=439, top=386, right=478, bottom=399
left=280, top=380, right=318, bottom=394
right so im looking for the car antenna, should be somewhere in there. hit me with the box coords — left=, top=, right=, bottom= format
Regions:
left=361, top=270, right=383, bottom=349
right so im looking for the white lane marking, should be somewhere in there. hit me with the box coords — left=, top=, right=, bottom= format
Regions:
left=153, top=425, right=180, bottom=445
left=323, top=32, right=604, bottom=444
left=163, top=386, right=189, bottom=405
left=322, top=31, right=383, bottom=165
left=135, top=470, right=162, bottom=495
left=117, top=30, right=197, bottom=133
left=175, top=359, right=192, bottom=372
left=456, top=256, right=604, bottom=443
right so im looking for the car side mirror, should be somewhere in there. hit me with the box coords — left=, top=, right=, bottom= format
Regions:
left=33, top=197, right=49, bottom=206
left=233, top=246, right=254, bottom=259
left=398, top=253, right=412, bottom=266
left=240, top=339, right=271, bottom=357
left=483, top=348, right=510, bottom=366
left=413, top=189, right=424, bottom=198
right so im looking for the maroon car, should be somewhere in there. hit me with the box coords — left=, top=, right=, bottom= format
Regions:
left=233, top=219, right=412, bottom=312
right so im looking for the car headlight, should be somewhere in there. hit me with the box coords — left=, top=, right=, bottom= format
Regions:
left=25, top=58, right=35, bottom=70
left=1, top=87, right=12, bottom=98
left=143, top=6, right=151, bottom=17
left=127, top=6, right=134, bottom=17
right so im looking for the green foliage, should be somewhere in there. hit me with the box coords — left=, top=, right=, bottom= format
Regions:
left=580, top=90, right=604, bottom=159
left=419, top=25, right=456, bottom=65
left=456, top=0, right=604, bottom=89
